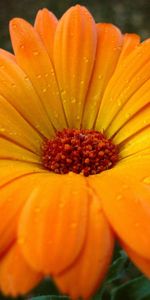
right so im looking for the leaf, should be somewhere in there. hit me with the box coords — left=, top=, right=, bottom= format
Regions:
left=111, top=276, right=150, bottom=300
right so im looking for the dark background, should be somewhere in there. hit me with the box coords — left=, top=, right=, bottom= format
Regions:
left=0, top=0, right=149, bottom=51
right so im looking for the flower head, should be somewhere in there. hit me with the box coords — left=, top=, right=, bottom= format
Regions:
left=0, top=4, right=149, bottom=300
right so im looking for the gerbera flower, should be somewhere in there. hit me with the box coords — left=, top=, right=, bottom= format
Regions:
left=0, top=4, right=149, bottom=299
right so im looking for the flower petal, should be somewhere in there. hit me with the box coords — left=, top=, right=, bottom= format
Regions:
left=95, top=39, right=150, bottom=132
left=0, top=51, right=54, bottom=138
left=89, top=156, right=150, bottom=259
left=10, top=18, right=67, bottom=130
left=113, top=104, right=150, bottom=145
left=117, top=33, right=140, bottom=65
left=120, top=126, right=150, bottom=158
left=0, top=138, right=40, bottom=163
left=123, top=242, right=150, bottom=278
left=82, top=23, right=123, bottom=129
left=18, top=173, right=89, bottom=274
left=0, top=167, right=45, bottom=255
left=55, top=190, right=114, bottom=299
left=0, top=94, right=42, bottom=154
left=0, top=243, right=42, bottom=296
left=107, top=78, right=150, bottom=139
left=34, top=8, right=58, bottom=59
left=53, top=5, right=97, bottom=128
left=0, top=49, right=16, bottom=62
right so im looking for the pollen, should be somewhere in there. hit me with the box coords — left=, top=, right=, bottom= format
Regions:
left=42, top=129, right=119, bottom=176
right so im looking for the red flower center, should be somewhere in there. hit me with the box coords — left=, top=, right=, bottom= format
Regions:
left=42, top=129, right=119, bottom=176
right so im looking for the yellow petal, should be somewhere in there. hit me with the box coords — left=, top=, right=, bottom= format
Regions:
left=54, top=5, right=97, bottom=128
left=0, top=243, right=42, bottom=296
left=0, top=138, right=40, bottom=163
left=95, top=39, right=150, bottom=132
left=55, top=190, right=114, bottom=299
left=107, top=78, right=150, bottom=138
left=82, top=23, right=123, bottom=129
left=120, top=126, right=150, bottom=158
left=18, top=172, right=89, bottom=274
left=113, top=104, right=150, bottom=145
left=10, top=18, right=67, bottom=130
left=0, top=94, right=42, bottom=153
left=34, top=8, right=58, bottom=59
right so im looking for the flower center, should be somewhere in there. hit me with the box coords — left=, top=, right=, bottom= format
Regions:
left=42, top=129, right=118, bottom=176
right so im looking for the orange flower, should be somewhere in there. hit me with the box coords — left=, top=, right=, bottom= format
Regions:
left=0, top=4, right=149, bottom=299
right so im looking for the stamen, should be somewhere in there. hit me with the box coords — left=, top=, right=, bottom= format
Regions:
left=42, top=129, right=118, bottom=176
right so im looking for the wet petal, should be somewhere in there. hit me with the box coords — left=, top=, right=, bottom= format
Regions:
left=82, top=23, right=123, bottom=129
left=95, top=39, right=150, bottom=132
left=54, top=5, right=97, bottom=128
left=0, top=94, right=42, bottom=154
left=18, top=173, right=89, bottom=274
left=55, top=190, right=114, bottom=299
left=34, top=8, right=58, bottom=59
left=0, top=51, right=54, bottom=138
left=10, top=18, right=67, bottom=130
left=89, top=156, right=150, bottom=259
left=117, top=33, right=140, bottom=65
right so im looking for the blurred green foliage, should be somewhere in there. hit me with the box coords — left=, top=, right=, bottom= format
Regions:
left=0, top=0, right=149, bottom=51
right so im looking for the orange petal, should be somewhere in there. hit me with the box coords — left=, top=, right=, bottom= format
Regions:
left=10, top=18, right=67, bottom=130
left=89, top=156, right=150, bottom=259
left=95, top=39, right=150, bottom=132
left=34, top=8, right=58, bottom=59
left=0, top=51, right=54, bottom=138
left=82, top=23, right=123, bottom=129
left=53, top=5, right=97, bottom=128
left=0, top=243, right=42, bottom=296
left=18, top=172, right=89, bottom=274
left=122, top=242, right=150, bottom=278
left=55, top=190, right=114, bottom=300
left=0, top=49, right=16, bottom=62
left=117, top=33, right=140, bottom=65
left=0, top=170, right=45, bottom=256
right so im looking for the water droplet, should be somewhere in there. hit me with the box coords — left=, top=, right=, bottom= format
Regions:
left=117, top=99, right=122, bottom=107
left=76, top=115, right=80, bottom=120
left=61, top=90, right=66, bottom=96
left=83, top=56, right=89, bottom=63
left=24, top=75, right=29, bottom=81
left=98, top=74, right=102, bottom=80
left=42, top=88, right=47, bottom=93
left=33, top=51, right=39, bottom=56
left=143, top=177, right=150, bottom=185
left=20, top=44, right=25, bottom=49
left=44, top=73, right=49, bottom=78
left=125, top=112, right=131, bottom=119
left=0, top=128, right=5, bottom=132
left=71, top=97, right=76, bottom=104
left=36, top=74, right=42, bottom=79
left=11, top=82, right=16, bottom=87
left=80, top=80, right=84, bottom=85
